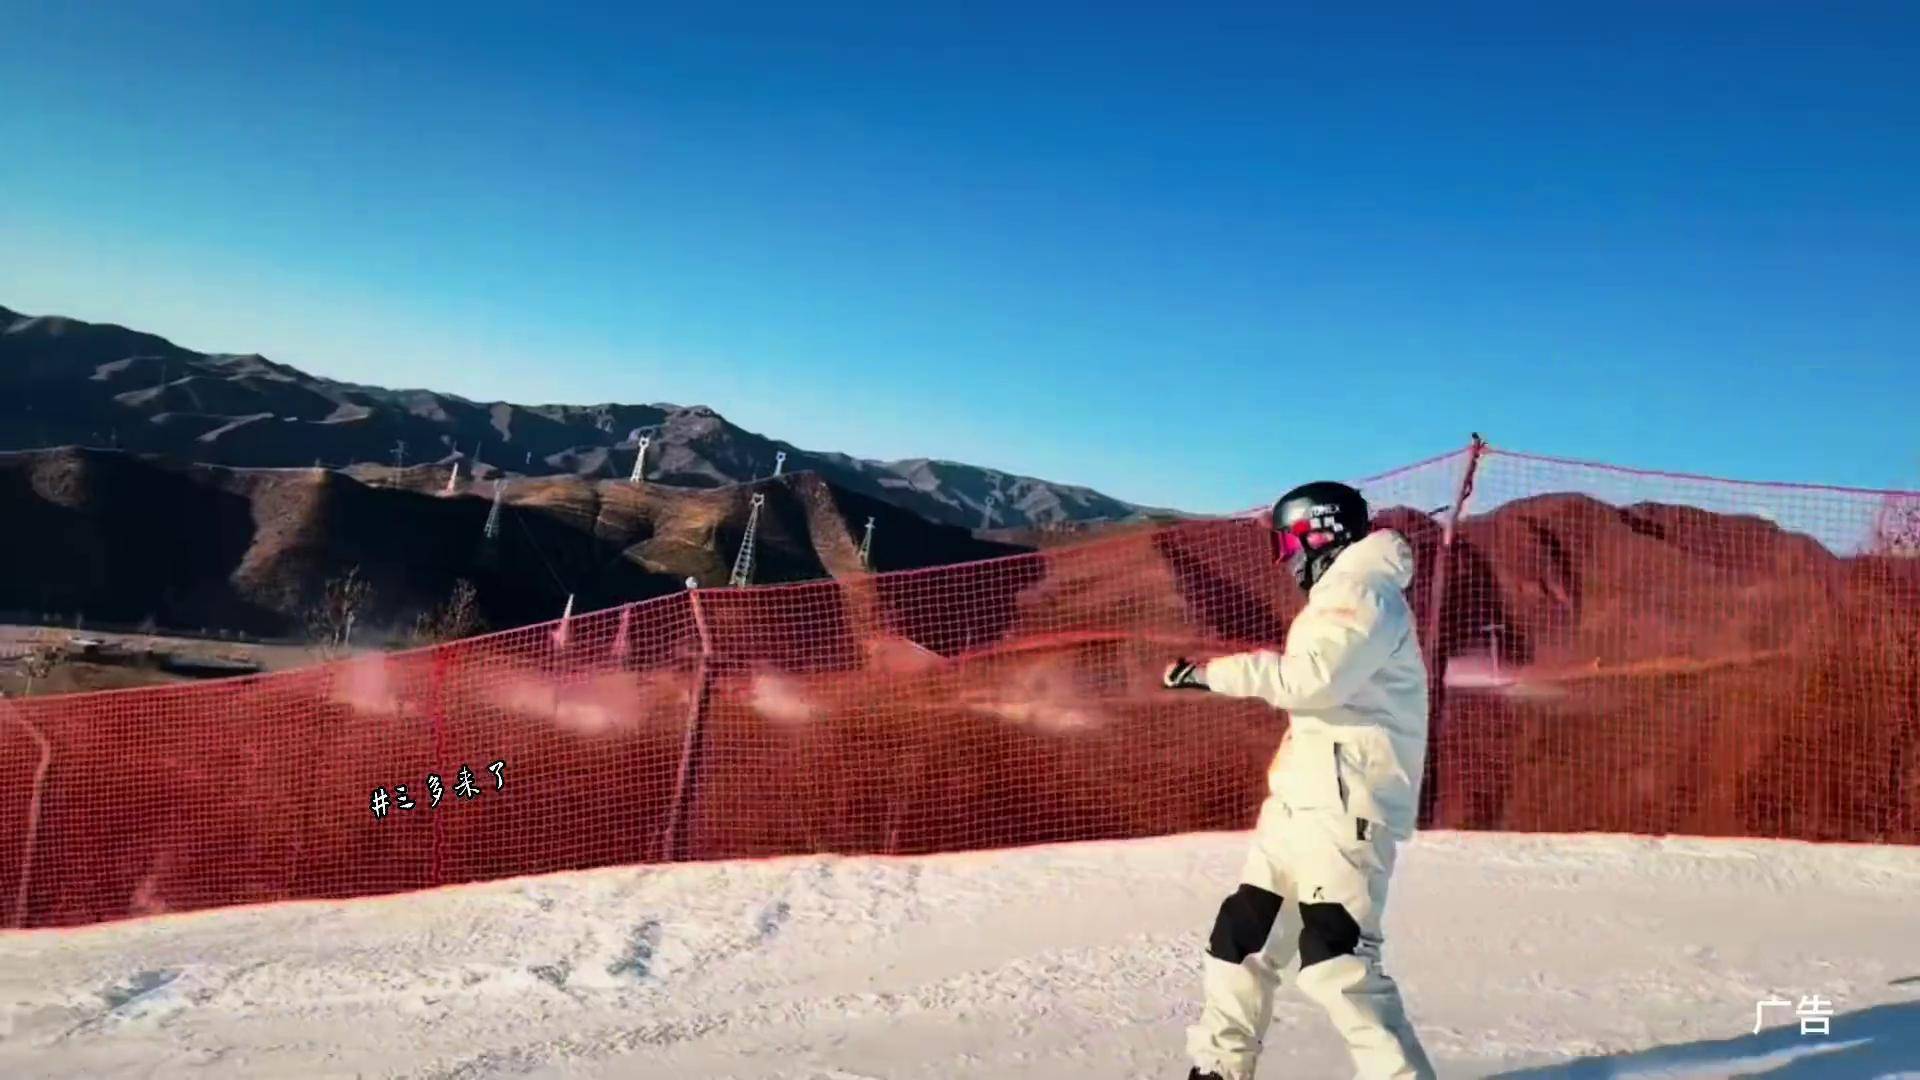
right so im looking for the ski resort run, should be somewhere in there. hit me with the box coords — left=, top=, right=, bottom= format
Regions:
left=3, top=831, right=1918, bottom=1078
left=2, top=443, right=1917, bottom=1078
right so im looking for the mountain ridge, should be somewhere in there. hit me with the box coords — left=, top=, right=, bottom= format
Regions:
left=1, top=302, right=1166, bottom=529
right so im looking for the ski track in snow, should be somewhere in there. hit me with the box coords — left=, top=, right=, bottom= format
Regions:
left=3, top=832, right=1919, bottom=1079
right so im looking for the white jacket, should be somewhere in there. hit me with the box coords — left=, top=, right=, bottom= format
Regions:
left=1202, top=529, right=1429, bottom=839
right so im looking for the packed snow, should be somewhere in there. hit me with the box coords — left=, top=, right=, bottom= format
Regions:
left=3, top=830, right=1918, bottom=1079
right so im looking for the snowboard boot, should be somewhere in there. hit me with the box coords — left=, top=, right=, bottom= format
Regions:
left=1187, top=1070, right=1226, bottom=1080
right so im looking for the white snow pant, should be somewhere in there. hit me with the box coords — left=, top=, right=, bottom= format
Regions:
left=1187, top=798, right=1433, bottom=1080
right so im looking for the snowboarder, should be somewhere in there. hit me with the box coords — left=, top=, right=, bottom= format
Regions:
left=1164, top=480, right=1435, bottom=1080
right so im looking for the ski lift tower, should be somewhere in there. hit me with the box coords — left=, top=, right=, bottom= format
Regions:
left=729, top=493, right=766, bottom=587
left=629, top=434, right=652, bottom=484
left=1483, top=623, right=1506, bottom=676
left=483, top=478, right=506, bottom=540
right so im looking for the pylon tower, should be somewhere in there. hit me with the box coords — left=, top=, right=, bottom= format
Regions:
left=483, top=478, right=506, bottom=540
left=629, top=435, right=652, bottom=483
left=729, top=493, right=766, bottom=587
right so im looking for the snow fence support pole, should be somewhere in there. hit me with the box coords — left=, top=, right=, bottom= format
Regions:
left=1418, top=433, right=1488, bottom=830
left=659, top=588, right=714, bottom=862
left=7, top=713, right=52, bottom=928
left=427, top=646, right=450, bottom=890
left=1888, top=602, right=1920, bottom=842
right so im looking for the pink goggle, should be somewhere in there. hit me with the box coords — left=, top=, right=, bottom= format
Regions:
left=1269, top=516, right=1336, bottom=564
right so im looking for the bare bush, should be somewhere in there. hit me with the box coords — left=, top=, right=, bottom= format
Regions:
left=410, top=578, right=487, bottom=645
left=19, top=639, right=68, bottom=697
left=307, top=567, right=373, bottom=656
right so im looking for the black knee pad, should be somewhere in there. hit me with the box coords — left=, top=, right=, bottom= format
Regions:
left=1297, top=901, right=1361, bottom=969
left=1207, top=883, right=1283, bottom=963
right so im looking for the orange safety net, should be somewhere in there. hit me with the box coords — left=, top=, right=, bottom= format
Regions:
left=2, top=445, right=1916, bottom=929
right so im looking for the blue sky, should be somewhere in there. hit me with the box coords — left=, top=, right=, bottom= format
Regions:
left=3, top=2, right=1916, bottom=513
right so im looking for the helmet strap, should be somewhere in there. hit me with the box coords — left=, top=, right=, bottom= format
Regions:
left=1300, top=541, right=1348, bottom=591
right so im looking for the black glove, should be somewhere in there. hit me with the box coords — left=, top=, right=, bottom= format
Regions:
left=1163, top=658, right=1209, bottom=691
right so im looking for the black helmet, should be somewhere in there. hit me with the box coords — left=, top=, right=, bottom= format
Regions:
left=1269, top=480, right=1370, bottom=591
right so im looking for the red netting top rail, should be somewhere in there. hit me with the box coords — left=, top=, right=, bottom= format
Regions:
left=2, top=446, right=1915, bottom=929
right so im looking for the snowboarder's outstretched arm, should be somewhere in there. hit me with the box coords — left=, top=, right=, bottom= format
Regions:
left=1169, top=583, right=1399, bottom=712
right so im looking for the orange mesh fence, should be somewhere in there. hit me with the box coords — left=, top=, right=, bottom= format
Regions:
left=1431, top=448, right=1920, bottom=843
left=2, top=444, right=1916, bottom=930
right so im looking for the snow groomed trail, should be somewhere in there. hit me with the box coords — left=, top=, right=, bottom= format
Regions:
left=3, top=831, right=1918, bottom=1079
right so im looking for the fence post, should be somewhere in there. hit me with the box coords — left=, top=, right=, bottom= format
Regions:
left=1418, top=433, right=1488, bottom=829
left=6, top=713, right=52, bottom=928
left=1891, top=606, right=1920, bottom=843
left=428, top=647, right=449, bottom=889
left=658, top=589, right=714, bottom=862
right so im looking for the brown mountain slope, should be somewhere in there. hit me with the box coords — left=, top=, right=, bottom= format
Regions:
left=1444, top=492, right=1885, bottom=672
left=978, top=488, right=1900, bottom=673
left=0, top=447, right=1028, bottom=641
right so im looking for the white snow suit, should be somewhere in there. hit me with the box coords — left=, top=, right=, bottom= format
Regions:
left=1186, top=528, right=1435, bottom=1080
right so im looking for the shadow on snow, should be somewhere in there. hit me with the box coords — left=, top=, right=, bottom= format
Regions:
left=1488, top=999, right=1920, bottom=1078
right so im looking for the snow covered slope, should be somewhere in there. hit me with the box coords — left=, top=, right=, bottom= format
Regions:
left=3, top=831, right=1918, bottom=1079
